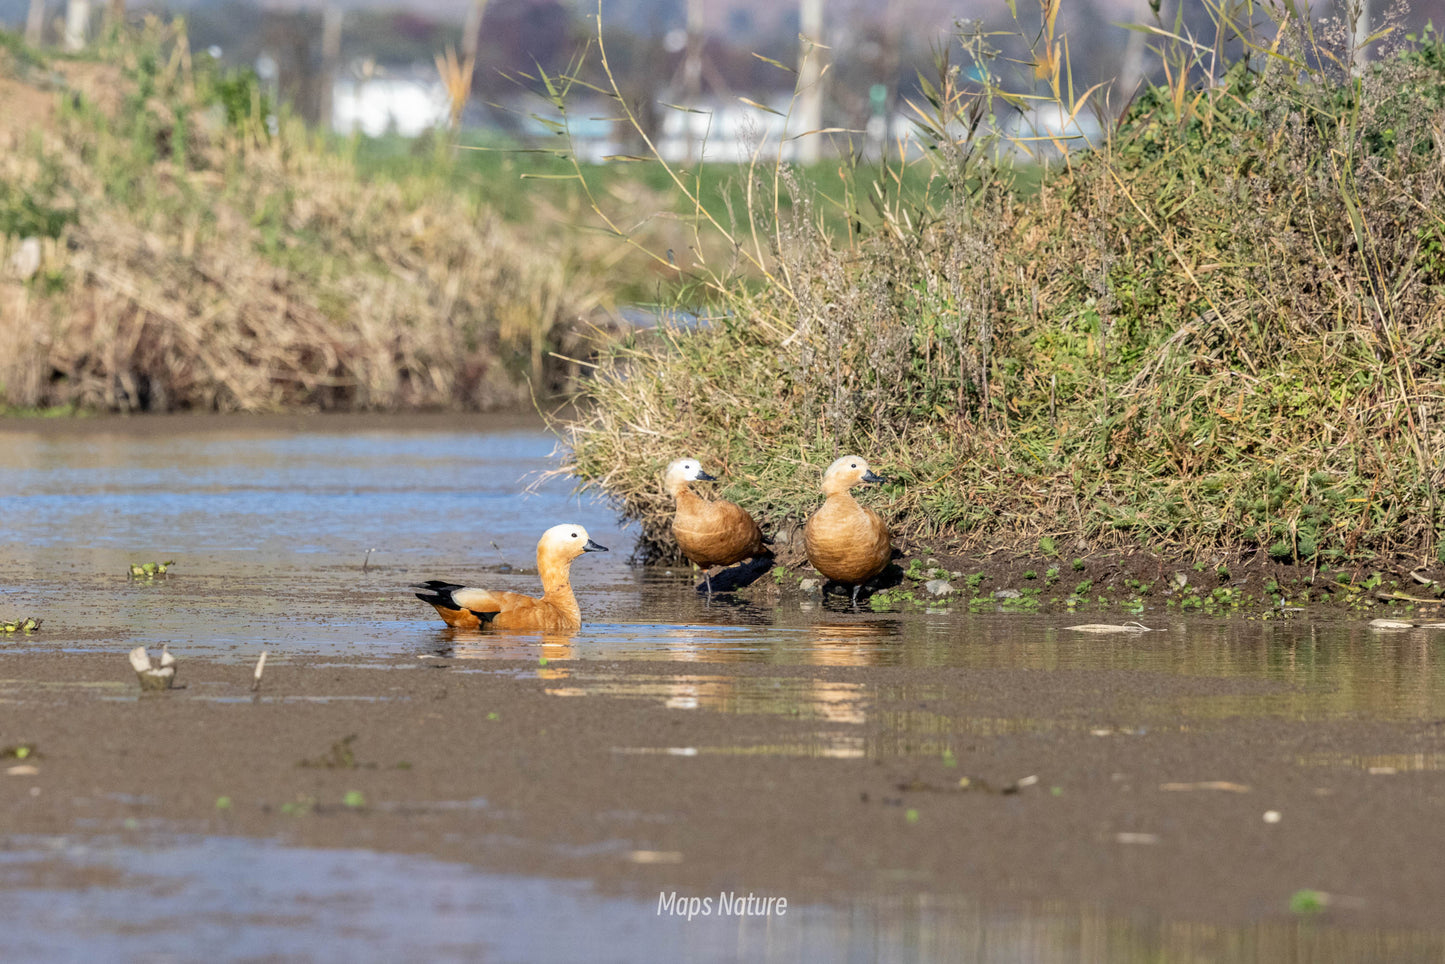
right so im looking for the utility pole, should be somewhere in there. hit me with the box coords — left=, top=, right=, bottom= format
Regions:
left=795, top=0, right=824, bottom=163
left=319, top=3, right=342, bottom=131
left=1350, top=0, right=1371, bottom=73
left=63, top=0, right=89, bottom=50
left=682, top=0, right=703, bottom=162
left=462, top=0, right=488, bottom=66
left=1117, top=0, right=1152, bottom=107
left=25, top=0, right=44, bottom=46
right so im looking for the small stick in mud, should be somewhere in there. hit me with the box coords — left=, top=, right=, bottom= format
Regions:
left=129, top=646, right=177, bottom=692
left=490, top=541, right=512, bottom=572
left=362, top=548, right=378, bottom=572
left=252, top=651, right=268, bottom=692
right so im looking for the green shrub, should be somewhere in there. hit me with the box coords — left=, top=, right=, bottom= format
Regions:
left=558, top=4, right=1445, bottom=564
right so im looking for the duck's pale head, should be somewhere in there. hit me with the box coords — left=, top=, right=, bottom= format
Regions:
left=538, top=523, right=608, bottom=563
left=664, top=458, right=717, bottom=491
left=822, top=455, right=886, bottom=494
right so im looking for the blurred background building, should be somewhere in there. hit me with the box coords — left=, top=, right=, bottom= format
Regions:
left=3, top=0, right=1439, bottom=159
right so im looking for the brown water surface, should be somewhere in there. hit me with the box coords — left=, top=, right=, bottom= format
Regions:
left=1, top=414, right=1443, bottom=962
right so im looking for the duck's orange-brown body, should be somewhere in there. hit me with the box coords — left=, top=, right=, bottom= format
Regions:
left=665, top=459, right=770, bottom=591
left=804, top=456, right=891, bottom=603
left=415, top=524, right=606, bottom=631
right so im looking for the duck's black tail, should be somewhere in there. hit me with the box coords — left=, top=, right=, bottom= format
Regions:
left=413, top=580, right=467, bottom=608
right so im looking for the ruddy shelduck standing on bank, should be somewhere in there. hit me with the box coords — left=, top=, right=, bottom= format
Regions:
left=413, top=523, right=607, bottom=630
left=804, top=455, right=892, bottom=607
left=665, top=458, right=771, bottom=594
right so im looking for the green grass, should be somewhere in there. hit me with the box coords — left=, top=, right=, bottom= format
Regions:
left=348, top=130, right=949, bottom=304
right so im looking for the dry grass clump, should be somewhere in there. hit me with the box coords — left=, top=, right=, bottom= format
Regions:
left=0, top=22, right=609, bottom=413
left=561, top=7, right=1445, bottom=566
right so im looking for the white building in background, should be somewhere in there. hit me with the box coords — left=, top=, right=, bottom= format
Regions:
left=330, top=75, right=450, bottom=138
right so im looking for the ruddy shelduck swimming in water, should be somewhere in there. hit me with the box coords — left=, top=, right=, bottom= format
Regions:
left=414, top=523, right=607, bottom=631
left=665, top=458, right=771, bottom=594
left=804, top=455, right=891, bottom=607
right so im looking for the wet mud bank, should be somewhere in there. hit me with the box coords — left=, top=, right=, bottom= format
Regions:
left=2, top=643, right=1444, bottom=938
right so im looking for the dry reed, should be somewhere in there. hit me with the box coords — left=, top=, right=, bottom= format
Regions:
left=0, top=21, right=611, bottom=413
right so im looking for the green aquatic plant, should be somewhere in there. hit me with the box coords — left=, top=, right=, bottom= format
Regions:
left=1, top=617, right=41, bottom=633
left=127, top=561, right=174, bottom=579
left=280, top=796, right=316, bottom=817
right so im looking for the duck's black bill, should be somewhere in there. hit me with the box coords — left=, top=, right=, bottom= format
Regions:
left=695, top=470, right=718, bottom=482
left=861, top=470, right=887, bottom=484
left=584, top=539, right=609, bottom=552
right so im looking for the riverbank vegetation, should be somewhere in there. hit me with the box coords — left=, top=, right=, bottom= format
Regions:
left=561, top=3, right=1445, bottom=571
left=0, top=21, right=616, bottom=413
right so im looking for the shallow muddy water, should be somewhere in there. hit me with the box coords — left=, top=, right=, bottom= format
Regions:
left=1, top=414, right=1444, bottom=962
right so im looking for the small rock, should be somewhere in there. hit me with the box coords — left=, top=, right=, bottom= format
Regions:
left=924, top=579, right=955, bottom=597
left=993, top=589, right=1021, bottom=599
left=798, top=578, right=822, bottom=593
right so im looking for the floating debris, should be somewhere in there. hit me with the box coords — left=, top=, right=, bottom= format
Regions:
left=1, top=617, right=41, bottom=634
left=628, top=850, right=683, bottom=864
left=1375, top=591, right=1445, bottom=605
left=129, top=645, right=177, bottom=691
left=1160, top=781, right=1250, bottom=793
left=1368, top=618, right=1445, bottom=631
left=299, top=734, right=372, bottom=769
left=1067, top=622, right=1156, bottom=634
